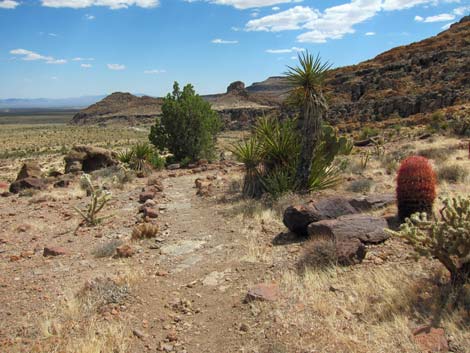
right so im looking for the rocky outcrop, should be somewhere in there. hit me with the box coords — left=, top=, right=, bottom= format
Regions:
left=64, top=145, right=118, bottom=173
left=9, top=162, right=47, bottom=194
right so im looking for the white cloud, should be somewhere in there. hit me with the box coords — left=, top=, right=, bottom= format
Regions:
left=0, top=0, right=19, bottom=9
left=144, top=69, right=166, bottom=74
left=245, top=0, right=453, bottom=43
left=185, top=0, right=303, bottom=10
left=265, top=46, right=304, bottom=53
left=72, top=57, right=95, bottom=61
left=85, top=14, right=95, bottom=19
left=41, top=0, right=159, bottom=9
left=272, top=6, right=280, bottom=10
left=365, top=31, right=375, bottom=35
left=81, top=63, right=92, bottom=68
left=453, top=5, right=470, bottom=15
left=107, top=63, right=125, bottom=70
left=415, top=13, right=456, bottom=22
left=10, top=48, right=67, bottom=64
left=212, top=38, right=239, bottom=44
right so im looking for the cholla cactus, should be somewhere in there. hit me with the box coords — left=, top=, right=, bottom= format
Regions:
left=74, top=174, right=112, bottom=226
left=388, top=196, right=470, bottom=285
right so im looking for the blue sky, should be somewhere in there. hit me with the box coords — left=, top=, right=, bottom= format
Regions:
left=0, top=0, right=468, bottom=99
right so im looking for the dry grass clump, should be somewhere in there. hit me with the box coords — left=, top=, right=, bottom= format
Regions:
left=347, top=179, right=374, bottom=193
left=132, top=222, right=160, bottom=240
left=438, top=164, right=469, bottom=183
left=418, top=147, right=451, bottom=162
left=92, top=239, right=123, bottom=258
left=297, top=238, right=337, bottom=272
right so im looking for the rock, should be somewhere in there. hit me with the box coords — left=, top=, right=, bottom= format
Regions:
left=16, top=162, right=43, bottom=180
left=412, top=325, right=449, bottom=352
left=335, top=239, right=366, bottom=265
left=167, top=163, right=180, bottom=170
left=10, top=177, right=47, bottom=194
left=139, top=190, right=156, bottom=203
left=284, top=195, right=394, bottom=236
left=195, top=178, right=213, bottom=197
left=308, top=215, right=389, bottom=244
left=245, top=283, right=279, bottom=302
left=0, top=182, right=9, bottom=190
left=227, top=81, right=248, bottom=96
left=147, top=177, right=164, bottom=191
left=132, top=329, right=147, bottom=340
left=53, top=178, right=70, bottom=188
left=115, top=245, right=134, bottom=258
left=43, top=246, right=68, bottom=257
left=64, top=145, right=118, bottom=174
left=202, top=271, right=225, bottom=286
left=1, top=191, right=12, bottom=197
left=143, top=207, right=159, bottom=219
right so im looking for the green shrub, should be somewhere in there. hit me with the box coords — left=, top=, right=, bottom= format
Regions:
left=387, top=196, right=470, bottom=285
left=450, top=116, right=470, bottom=137
left=438, top=164, right=468, bottom=183
left=428, top=111, right=447, bottom=132
left=118, top=143, right=164, bottom=174
left=149, top=82, right=220, bottom=162
left=359, top=127, right=379, bottom=140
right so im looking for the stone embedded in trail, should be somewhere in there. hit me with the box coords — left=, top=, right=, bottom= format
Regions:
left=64, top=145, right=118, bottom=174
left=245, top=283, right=280, bottom=302
left=139, top=190, right=156, bottom=203
left=43, top=246, right=68, bottom=257
left=335, top=239, right=366, bottom=265
left=283, top=195, right=395, bottom=236
left=143, top=207, right=159, bottom=219
left=147, top=176, right=164, bottom=192
left=308, top=214, right=389, bottom=244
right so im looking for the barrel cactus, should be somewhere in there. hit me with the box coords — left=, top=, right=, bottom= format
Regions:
left=397, top=156, right=436, bottom=221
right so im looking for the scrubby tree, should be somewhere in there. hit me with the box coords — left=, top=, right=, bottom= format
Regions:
left=149, top=82, right=220, bottom=162
left=284, top=51, right=331, bottom=192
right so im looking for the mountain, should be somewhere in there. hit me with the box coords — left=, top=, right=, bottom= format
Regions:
left=0, top=95, right=106, bottom=109
left=71, top=15, right=469, bottom=127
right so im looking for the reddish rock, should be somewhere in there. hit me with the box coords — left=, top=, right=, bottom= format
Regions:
left=43, top=246, right=68, bottom=257
left=115, top=245, right=135, bottom=258
left=143, top=207, right=159, bottom=219
left=16, top=162, right=43, bottom=180
left=139, top=190, right=156, bottom=203
left=245, top=283, right=279, bottom=302
left=0, top=182, right=8, bottom=190
left=412, top=325, right=449, bottom=352
left=147, top=177, right=164, bottom=192
left=335, top=239, right=366, bottom=265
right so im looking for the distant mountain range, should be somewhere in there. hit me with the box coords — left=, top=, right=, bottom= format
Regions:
left=0, top=96, right=108, bottom=109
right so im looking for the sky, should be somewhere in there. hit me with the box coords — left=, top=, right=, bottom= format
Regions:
left=0, top=0, right=468, bottom=99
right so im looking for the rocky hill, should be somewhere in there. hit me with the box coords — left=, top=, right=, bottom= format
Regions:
left=72, top=15, right=469, bottom=127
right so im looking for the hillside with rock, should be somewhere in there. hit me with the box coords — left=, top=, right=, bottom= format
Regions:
left=71, top=15, right=469, bottom=128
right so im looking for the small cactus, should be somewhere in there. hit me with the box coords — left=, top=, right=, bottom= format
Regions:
left=74, top=174, right=112, bottom=226
left=397, top=156, right=436, bottom=221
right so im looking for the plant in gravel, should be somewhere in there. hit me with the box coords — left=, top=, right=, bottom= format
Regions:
left=92, top=239, right=123, bottom=258
left=132, top=223, right=160, bottom=240
left=396, top=156, right=437, bottom=221
left=387, top=196, right=470, bottom=286
left=74, top=174, right=112, bottom=226
left=347, top=179, right=374, bottom=193
left=118, top=143, right=165, bottom=175
left=297, top=238, right=337, bottom=272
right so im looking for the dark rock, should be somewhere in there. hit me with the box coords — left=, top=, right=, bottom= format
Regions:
left=349, top=194, right=395, bottom=212
left=139, top=190, right=156, bottom=203
left=10, top=177, right=47, bottom=194
left=143, top=207, right=159, bottom=219
left=335, top=239, right=366, bottom=265
left=53, top=178, right=70, bottom=188
left=308, top=214, right=389, bottom=244
left=64, top=145, right=118, bottom=174
left=227, top=81, right=247, bottom=96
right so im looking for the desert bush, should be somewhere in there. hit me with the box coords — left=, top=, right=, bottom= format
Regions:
left=74, top=174, right=112, bottom=226
left=428, top=111, right=447, bottom=133
left=92, top=239, right=123, bottom=258
left=231, top=117, right=352, bottom=198
left=118, top=142, right=164, bottom=175
left=418, top=147, right=449, bottom=162
left=388, top=196, right=470, bottom=285
left=438, top=164, right=468, bottom=183
left=396, top=156, right=436, bottom=221
left=149, top=82, right=220, bottom=162
left=358, top=126, right=379, bottom=140
left=347, top=179, right=373, bottom=193
left=132, top=223, right=160, bottom=240
left=297, top=238, right=337, bottom=271
left=450, top=115, right=470, bottom=137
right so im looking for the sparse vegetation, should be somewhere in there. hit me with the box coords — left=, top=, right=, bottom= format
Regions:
left=118, top=142, right=165, bottom=175
left=389, top=196, right=470, bottom=286
left=92, top=239, right=123, bottom=258
left=74, top=174, right=112, bottom=226
left=149, top=82, right=221, bottom=162
left=347, top=178, right=374, bottom=193
left=438, top=164, right=468, bottom=183
left=132, top=222, right=160, bottom=240
left=297, top=238, right=337, bottom=271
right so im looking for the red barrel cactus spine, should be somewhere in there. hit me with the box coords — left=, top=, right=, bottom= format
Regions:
left=397, top=156, right=437, bottom=221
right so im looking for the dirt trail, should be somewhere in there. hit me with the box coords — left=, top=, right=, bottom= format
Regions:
left=127, top=172, right=275, bottom=353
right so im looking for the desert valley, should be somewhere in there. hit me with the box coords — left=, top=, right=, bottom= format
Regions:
left=0, top=6, right=470, bottom=353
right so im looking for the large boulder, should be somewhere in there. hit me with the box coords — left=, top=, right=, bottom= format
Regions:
left=308, top=214, right=389, bottom=244
left=283, top=195, right=395, bottom=236
left=65, top=145, right=118, bottom=174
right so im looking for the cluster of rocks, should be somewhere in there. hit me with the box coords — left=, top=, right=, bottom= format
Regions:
left=64, top=145, right=118, bottom=173
left=283, top=195, right=395, bottom=265
left=138, top=176, right=164, bottom=220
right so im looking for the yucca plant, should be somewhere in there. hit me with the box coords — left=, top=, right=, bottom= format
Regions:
left=231, top=136, right=264, bottom=197
left=117, top=149, right=134, bottom=165
left=285, top=51, right=332, bottom=192
left=74, top=174, right=112, bottom=226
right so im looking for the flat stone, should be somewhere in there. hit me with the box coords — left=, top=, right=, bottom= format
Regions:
left=245, top=283, right=279, bottom=302
left=160, top=240, right=205, bottom=257
left=43, top=246, right=68, bottom=257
